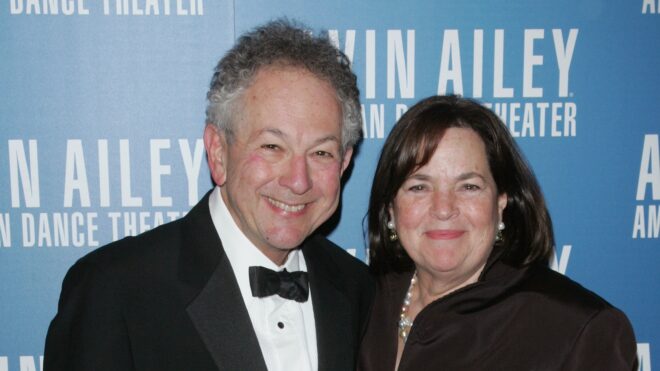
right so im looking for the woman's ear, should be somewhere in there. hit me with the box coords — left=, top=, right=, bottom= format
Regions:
left=497, top=193, right=508, bottom=220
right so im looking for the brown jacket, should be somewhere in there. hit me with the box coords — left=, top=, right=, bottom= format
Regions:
left=358, top=251, right=637, bottom=370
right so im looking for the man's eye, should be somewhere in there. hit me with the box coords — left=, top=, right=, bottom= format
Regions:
left=463, top=184, right=481, bottom=191
left=261, top=144, right=280, bottom=150
left=314, top=150, right=334, bottom=158
left=408, top=184, right=425, bottom=192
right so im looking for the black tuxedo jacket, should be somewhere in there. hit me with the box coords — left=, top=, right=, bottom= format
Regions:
left=44, top=192, right=374, bottom=371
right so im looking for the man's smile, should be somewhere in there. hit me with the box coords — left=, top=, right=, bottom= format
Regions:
left=266, top=196, right=308, bottom=213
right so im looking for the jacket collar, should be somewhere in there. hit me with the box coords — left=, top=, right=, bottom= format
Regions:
left=177, top=190, right=223, bottom=300
left=383, top=246, right=531, bottom=316
left=178, top=190, right=268, bottom=371
left=302, top=236, right=354, bottom=371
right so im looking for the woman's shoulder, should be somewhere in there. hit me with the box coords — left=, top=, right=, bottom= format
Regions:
left=520, top=264, right=622, bottom=316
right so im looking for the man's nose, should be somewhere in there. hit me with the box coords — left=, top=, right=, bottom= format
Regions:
left=279, top=155, right=312, bottom=195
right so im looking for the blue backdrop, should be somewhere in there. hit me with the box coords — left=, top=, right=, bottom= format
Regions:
left=1, top=1, right=658, bottom=370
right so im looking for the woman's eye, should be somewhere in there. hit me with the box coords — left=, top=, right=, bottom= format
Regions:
left=261, top=144, right=280, bottom=151
left=463, top=184, right=480, bottom=191
left=408, top=184, right=426, bottom=192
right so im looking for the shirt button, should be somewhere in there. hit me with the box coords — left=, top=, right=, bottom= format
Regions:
left=277, top=321, right=285, bottom=329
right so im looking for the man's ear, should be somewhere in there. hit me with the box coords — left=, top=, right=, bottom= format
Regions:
left=203, top=124, right=228, bottom=186
left=340, top=147, right=354, bottom=176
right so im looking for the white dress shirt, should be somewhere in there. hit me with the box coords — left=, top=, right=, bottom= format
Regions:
left=208, top=187, right=318, bottom=371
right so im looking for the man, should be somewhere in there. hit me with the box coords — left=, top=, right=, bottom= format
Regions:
left=44, top=20, right=374, bottom=371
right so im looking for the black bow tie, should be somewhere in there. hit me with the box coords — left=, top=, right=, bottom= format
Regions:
left=248, top=266, right=310, bottom=302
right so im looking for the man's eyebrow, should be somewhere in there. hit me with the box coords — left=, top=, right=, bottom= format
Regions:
left=260, top=128, right=285, bottom=138
left=259, top=128, right=340, bottom=146
left=313, top=135, right=341, bottom=146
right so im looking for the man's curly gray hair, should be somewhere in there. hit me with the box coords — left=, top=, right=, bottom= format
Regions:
left=205, top=19, right=362, bottom=152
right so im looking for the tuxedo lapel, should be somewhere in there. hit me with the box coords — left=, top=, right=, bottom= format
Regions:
left=177, top=192, right=268, bottom=371
left=303, top=238, right=354, bottom=371
left=186, top=255, right=268, bottom=371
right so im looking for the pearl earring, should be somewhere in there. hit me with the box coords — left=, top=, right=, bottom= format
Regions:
left=496, top=221, right=505, bottom=243
left=387, top=220, right=398, bottom=241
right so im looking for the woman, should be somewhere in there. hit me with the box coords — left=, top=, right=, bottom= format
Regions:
left=358, top=95, right=637, bottom=370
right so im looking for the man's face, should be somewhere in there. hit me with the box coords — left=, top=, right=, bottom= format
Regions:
left=204, top=66, right=352, bottom=265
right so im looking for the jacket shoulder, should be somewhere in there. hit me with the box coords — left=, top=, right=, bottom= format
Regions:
left=76, top=217, right=186, bottom=275
left=523, top=265, right=622, bottom=315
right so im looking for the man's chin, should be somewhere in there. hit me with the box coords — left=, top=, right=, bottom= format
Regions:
left=270, top=239, right=306, bottom=252
left=267, top=233, right=310, bottom=251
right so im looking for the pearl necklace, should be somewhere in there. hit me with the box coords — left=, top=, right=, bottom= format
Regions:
left=398, top=271, right=417, bottom=343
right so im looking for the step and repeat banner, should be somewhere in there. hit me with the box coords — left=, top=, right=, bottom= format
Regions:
left=1, top=0, right=658, bottom=369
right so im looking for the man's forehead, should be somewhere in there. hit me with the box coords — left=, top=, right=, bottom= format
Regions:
left=234, top=66, right=342, bottom=130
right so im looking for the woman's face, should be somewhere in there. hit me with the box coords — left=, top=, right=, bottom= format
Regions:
left=390, top=127, right=507, bottom=289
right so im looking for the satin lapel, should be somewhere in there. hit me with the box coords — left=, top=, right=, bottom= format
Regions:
left=177, top=191, right=268, bottom=371
left=303, top=239, right=353, bottom=371
left=186, top=255, right=268, bottom=371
